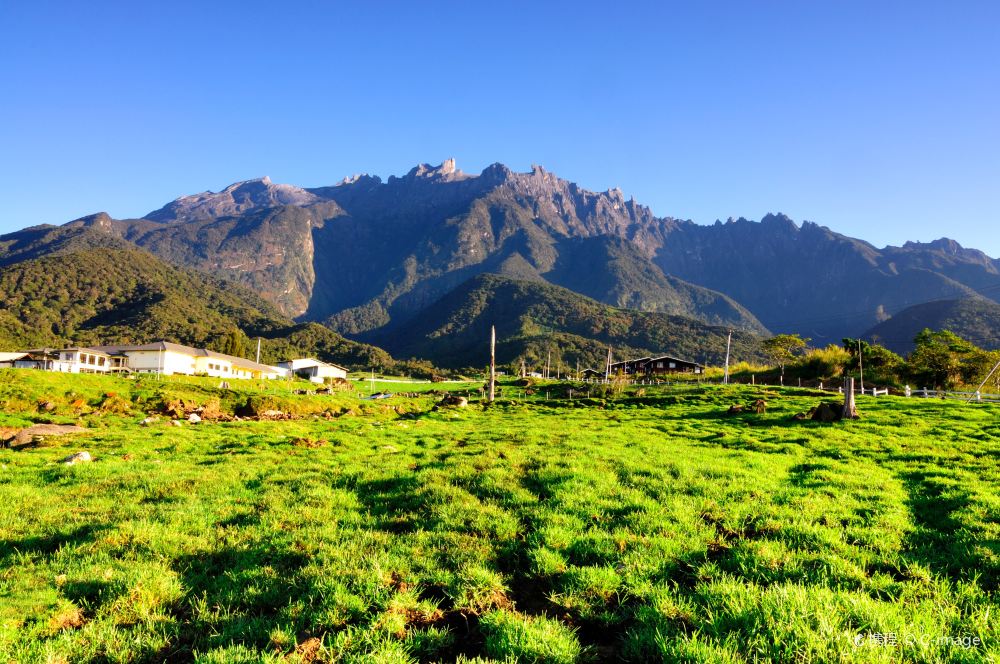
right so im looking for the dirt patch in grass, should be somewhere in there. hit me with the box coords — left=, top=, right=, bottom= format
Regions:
left=47, top=605, right=85, bottom=633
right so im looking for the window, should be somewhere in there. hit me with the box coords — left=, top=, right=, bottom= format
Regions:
left=669, top=362, right=676, bottom=369
left=656, top=362, right=663, bottom=368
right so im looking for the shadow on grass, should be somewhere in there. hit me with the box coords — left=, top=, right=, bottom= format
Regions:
left=162, top=537, right=314, bottom=659
left=351, top=474, right=430, bottom=534
left=900, top=469, right=999, bottom=591
left=0, top=523, right=106, bottom=558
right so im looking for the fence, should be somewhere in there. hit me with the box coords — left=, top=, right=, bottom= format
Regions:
left=563, top=376, right=1000, bottom=405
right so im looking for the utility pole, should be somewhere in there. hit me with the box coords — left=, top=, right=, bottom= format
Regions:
left=605, top=347, right=612, bottom=383
left=546, top=350, right=551, bottom=380
left=723, top=330, right=732, bottom=384
left=858, top=339, right=864, bottom=393
left=255, top=338, right=262, bottom=364
left=489, top=325, right=496, bottom=403
left=370, top=369, right=375, bottom=395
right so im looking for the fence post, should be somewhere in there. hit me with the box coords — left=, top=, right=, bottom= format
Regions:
left=977, top=391, right=982, bottom=402
left=905, top=385, right=911, bottom=397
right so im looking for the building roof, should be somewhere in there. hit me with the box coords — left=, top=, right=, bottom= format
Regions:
left=0, top=352, right=29, bottom=362
left=648, top=354, right=704, bottom=367
left=91, top=341, right=283, bottom=374
left=278, top=357, right=348, bottom=372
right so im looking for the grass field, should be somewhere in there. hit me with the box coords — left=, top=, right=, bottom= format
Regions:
left=1, top=369, right=998, bottom=662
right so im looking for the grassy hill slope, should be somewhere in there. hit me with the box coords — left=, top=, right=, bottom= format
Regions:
left=1, top=371, right=998, bottom=661
left=865, top=297, right=1000, bottom=354
left=378, top=274, right=764, bottom=369
left=0, top=229, right=391, bottom=368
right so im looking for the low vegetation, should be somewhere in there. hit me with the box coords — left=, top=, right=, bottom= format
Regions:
left=1, top=369, right=998, bottom=662
left=738, top=331, right=1000, bottom=392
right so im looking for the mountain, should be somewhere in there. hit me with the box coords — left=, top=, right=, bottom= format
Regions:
left=0, top=226, right=391, bottom=368
left=63, top=162, right=766, bottom=337
left=11, top=159, right=1000, bottom=350
left=650, top=214, right=1000, bottom=343
left=864, top=298, right=1000, bottom=354
left=144, top=177, right=321, bottom=222
left=378, top=273, right=764, bottom=369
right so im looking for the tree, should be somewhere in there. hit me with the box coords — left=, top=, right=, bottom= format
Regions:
left=219, top=328, right=250, bottom=359
left=842, top=338, right=903, bottom=384
left=762, top=334, right=809, bottom=380
left=907, top=329, right=976, bottom=389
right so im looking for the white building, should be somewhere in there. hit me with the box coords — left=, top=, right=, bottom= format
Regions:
left=0, top=352, right=30, bottom=368
left=47, top=347, right=122, bottom=373
left=277, top=358, right=348, bottom=383
left=91, top=342, right=287, bottom=379
left=6, top=341, right=286, bottom=379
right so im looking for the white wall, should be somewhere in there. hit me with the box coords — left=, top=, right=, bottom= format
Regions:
left=125, top=350, right=197, bottom=375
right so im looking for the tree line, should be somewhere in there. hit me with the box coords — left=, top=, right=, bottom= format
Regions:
left=757, top=330, right=1000, bottom=391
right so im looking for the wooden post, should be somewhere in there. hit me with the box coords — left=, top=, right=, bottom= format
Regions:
left=488, top=325, right=496, bottom=403
left=842, top=377, right=858, bottom=419
left=858, top=339, right=864, bottom=393
left=605, top=347, right=612, bottom=384
left=723, top=330, right=732, bottom=384
left=967, top=358, right=1000, bottom=403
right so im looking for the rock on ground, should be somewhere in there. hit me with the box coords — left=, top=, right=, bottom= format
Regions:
left=4, top=424, right=88, bottom=448
left=437, top=395, right=468, bottom=408
left=61, top=451, right=93, bottom=465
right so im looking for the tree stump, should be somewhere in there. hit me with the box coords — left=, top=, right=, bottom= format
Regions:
left=842, top=377, right=859, bottom=419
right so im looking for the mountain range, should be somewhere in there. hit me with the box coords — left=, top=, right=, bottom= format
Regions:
left=3, top=159, right=998, bottom=367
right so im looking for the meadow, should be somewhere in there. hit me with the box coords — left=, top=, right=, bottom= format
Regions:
left=0, top=369, right=998, bottom=663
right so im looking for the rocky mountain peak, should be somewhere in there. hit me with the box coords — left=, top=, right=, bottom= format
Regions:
left=759, top=212, right=798, bottom=231
left=145, top=177, right=320, bottom=222
left=64, top=212, right=114, bottom=231
left=401, top=158, right=466, bottom=181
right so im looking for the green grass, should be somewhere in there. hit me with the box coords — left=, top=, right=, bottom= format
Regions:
left=0, top=369, right=998, bottom=662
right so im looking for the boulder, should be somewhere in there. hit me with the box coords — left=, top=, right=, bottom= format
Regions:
left=811, top=402, right=841, bottom=423
left=5, top=424, right=87, bottom=449
left=141, top=416, right=159, bottom=426
left=61, top=451, right=93, bottom=465
left=437, top=395, right=468, bottom=408
left=188, top=413, right=202, bottom=423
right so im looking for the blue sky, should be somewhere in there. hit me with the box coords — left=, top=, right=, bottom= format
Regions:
left=2, top=1, right=998, bottom=255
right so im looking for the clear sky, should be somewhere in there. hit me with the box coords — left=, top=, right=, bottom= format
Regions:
left=2, top=1, right=998, bottom=256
